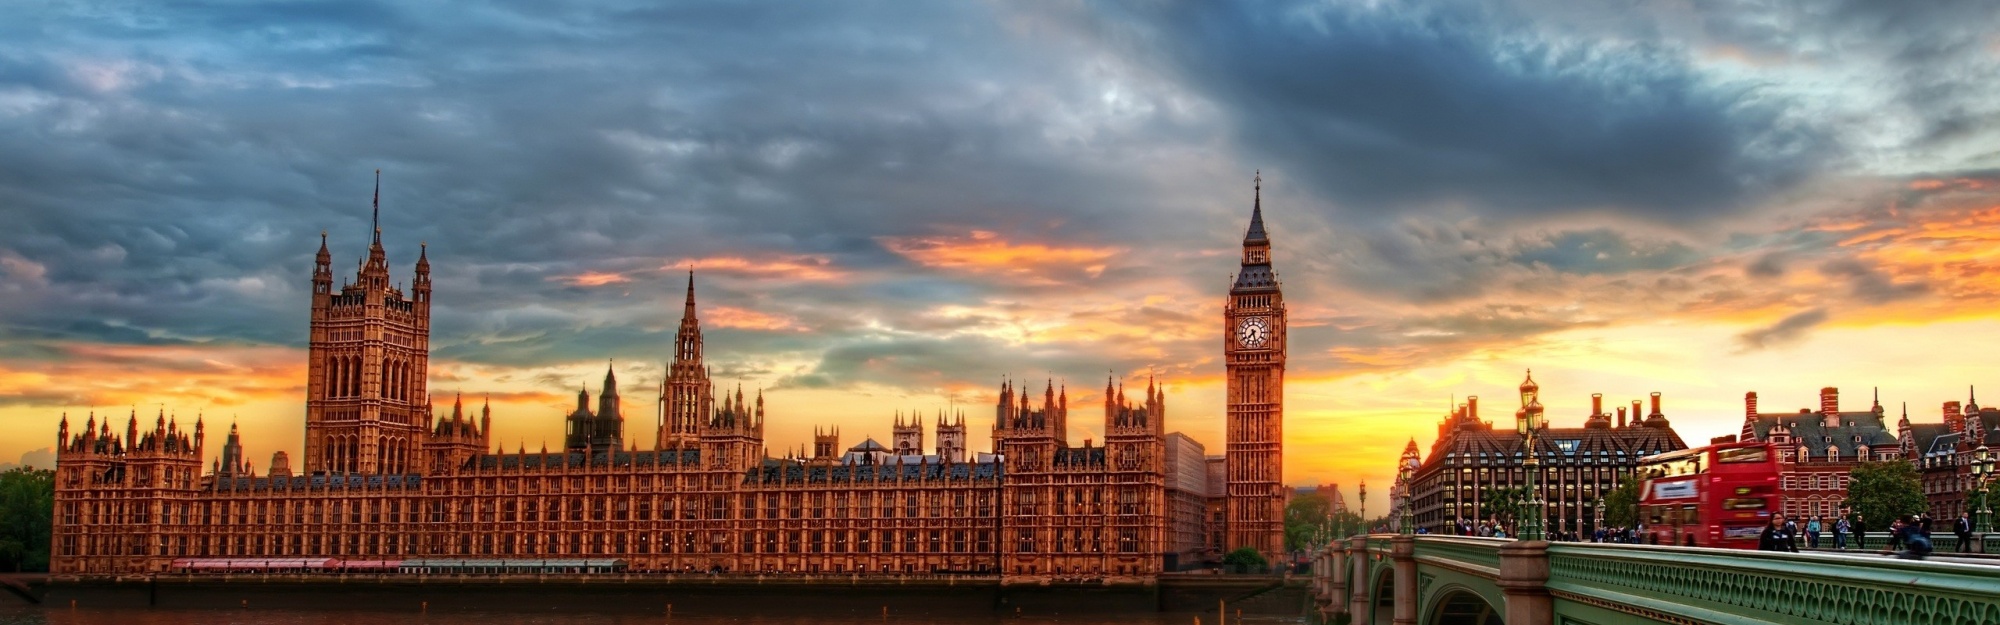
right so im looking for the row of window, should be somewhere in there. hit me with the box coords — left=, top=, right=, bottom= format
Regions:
left=64, top=528, right=1036, bottom=558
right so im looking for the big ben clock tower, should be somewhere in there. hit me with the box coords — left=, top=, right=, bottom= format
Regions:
left=1225, top=172, right=1285, bottom=559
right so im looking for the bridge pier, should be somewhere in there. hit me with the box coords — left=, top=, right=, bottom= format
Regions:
left=1346, top=536, right=1367, bottom=620
left=1391, top=536, right=1417, bottom=625
left=1322, top=544, right=1344, bottom=619
left=1496, top=540, right=1552, bottom=625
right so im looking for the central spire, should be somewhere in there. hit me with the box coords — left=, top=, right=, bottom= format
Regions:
left=1244, top=170, right=1268, bottom=244
left=358, top=169, right=391, bottom=288
left=684, top=268, right=697, bottom=315
left=371, top=168, right=382, bottom=245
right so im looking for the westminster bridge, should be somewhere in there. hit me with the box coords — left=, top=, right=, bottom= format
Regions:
left=1309, top=535, right=2000, bottom=625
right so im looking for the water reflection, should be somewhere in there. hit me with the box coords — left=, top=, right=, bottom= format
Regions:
left=0, top=607, right=1308, bottom=625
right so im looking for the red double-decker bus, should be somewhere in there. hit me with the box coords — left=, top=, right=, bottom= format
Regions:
left=1636, top=440, right=1780, bottom=548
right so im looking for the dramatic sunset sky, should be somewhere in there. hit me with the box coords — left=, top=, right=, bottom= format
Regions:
left=3, top=1, right=1998, bottom=517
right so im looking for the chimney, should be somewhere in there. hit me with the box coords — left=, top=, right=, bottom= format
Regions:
left=1742, top=391, right=1760, bottom=440
left=1946, top=401, right=1965, bottom=433
left=1616, top=407, right=1627, bottom=429
left=1591, top=393, right=1603, bottom=416
left=1631, top=400, right=1643, bottom=425
left=1468, top=396, right=1479, bottom=420
left=1820, top=387, right=1839, bottom=415
left=1649, top=392, right=1663, bottom=417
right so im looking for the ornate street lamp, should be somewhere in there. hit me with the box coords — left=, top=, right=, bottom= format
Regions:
left=1359, top=480, right=1368, bottom=533
left=1518, top=398, right=1546, bottom=541
left=1975, top=445, right=1995, bottom=534
left=1398, top=461, right=1415, bottom=535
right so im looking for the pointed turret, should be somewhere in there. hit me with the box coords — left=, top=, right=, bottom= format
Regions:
left=413, top=241, right=432, bottom=305
left=1244, top=172, right=1268, bottom=243
left=599, top=361, right=621, bottom=421
left=1232, top=171, right=1279, bottom=291
left=358, top=169, right=391, bottom=289
left=660, top=270, right=709, bottom=448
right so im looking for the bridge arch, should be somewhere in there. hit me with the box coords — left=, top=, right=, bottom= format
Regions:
left=1427, top=585, right=1502, bottom=625
left=1369, top=565, right=1396, bottom=625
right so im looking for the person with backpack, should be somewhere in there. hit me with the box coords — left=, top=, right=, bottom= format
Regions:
left=1806, top=516, right=1823, bottom=549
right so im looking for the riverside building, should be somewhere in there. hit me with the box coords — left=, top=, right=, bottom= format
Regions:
left=49, top=177, right=1284, bottom=580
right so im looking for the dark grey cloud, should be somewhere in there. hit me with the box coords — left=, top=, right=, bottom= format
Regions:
left=1736, top=307, right=1829, bottom=351
left=0, top=0, right=1976, bottom=405
left=1513, top=229, right=1701, bottom=275
left=1693, top=0, right=2000, bottom=159
left=1746, top=252, right=1788, bottom=278
left=1088, top=1, right=1835, bottom=222
left=0, top=1, right=1204, bottom=372
left=1818, top=258, right=1928, bottom=304
left=1333, top=220, right=1709, bottom=304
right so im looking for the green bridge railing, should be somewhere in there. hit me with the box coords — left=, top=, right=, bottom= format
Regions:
left=1313, top=535, right=2000, bottom=625
left=1545, top=543, right=2000, bottom=625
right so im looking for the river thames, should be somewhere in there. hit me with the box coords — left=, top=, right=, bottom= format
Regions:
left=0, top=607, right=1309, bottom=625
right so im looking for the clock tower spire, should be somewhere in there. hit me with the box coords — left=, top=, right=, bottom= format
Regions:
left=1224, top=170, right=1285, bottom=560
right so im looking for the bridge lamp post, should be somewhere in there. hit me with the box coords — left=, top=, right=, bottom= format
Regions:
left=1398, top=462, right=1415, bottom=535
left=1518, top=407, right=1546, bottom=541
left=1974, top=445, right=1994, bottom=534
left=1359, top=481, right=1368, bottom=533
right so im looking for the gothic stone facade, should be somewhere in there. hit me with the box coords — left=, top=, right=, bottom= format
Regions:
left=1224, top=174, right=1286, bottom=558
left=1906, top=393, right=1999, bottom=523
left=51, top=203, right=1181, bottom=580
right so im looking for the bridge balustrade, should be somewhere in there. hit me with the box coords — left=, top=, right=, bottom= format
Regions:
left=1309, top=534, right=2000, bottom=625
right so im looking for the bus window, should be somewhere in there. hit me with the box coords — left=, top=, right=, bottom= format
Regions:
left=1717, top=447, right=1769, bottom=463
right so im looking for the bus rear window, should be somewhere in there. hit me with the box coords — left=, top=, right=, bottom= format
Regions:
left=1716, top=447, right=1769, bottom=463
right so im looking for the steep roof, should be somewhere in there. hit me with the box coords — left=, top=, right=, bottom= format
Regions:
left=1414, top=424, right=1687, bottom=478
left=1748, top=410, right=1898, bottom=459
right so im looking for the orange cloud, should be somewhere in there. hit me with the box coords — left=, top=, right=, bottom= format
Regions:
left=707, top=305, right=807, bottom=331
left=673, top=255, right=846, bottom=281
left=1908, top=177, right=1993, bottom=192
left=0, top=342, right=305, bottom=409
left=555, top=271, right=632, bottom=287
left=879, top=230, right=1120, bottom=282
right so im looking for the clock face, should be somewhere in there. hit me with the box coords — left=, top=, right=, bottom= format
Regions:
left=1235, top=316, right=1269, bottom=348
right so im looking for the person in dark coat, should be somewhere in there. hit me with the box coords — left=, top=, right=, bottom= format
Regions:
left=1758, top=513, right=1799, bottom=552
left=1955, top=512, right=1974, bottom=553
left=1884, top=518, right=1907, bottom=553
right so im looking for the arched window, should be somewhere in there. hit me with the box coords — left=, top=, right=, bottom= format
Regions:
left=331, top=357, right=345, bottom=398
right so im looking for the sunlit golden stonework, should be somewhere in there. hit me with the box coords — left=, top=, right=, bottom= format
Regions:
left=1224, top=172, right=1286, bottom=558
left=45, top=179, right=1286, bottom=581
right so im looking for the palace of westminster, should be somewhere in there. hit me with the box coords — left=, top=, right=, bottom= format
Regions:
left=48, top=176, right=1293, bottom=579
